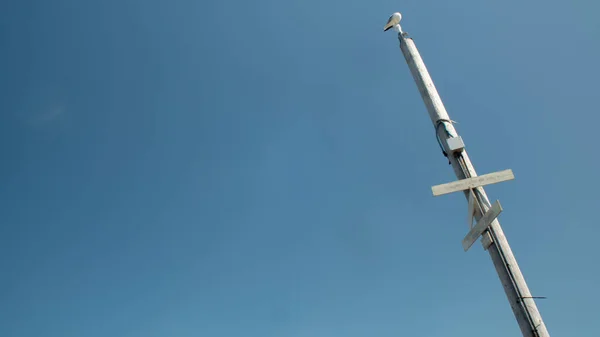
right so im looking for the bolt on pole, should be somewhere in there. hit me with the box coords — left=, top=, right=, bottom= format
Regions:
left=383, top=13, right=550, bottom=337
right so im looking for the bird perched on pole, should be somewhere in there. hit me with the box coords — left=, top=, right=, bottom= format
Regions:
left=383, top=12, right=402, bottom=32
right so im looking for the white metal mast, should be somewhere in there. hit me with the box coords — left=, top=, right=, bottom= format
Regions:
left=383, top=12, right=550, bottom=337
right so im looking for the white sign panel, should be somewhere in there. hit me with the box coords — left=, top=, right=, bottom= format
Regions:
left=462, top=200, right=503, bottom=252
left=467, top=189, right=477, bottom=228
left=432, top=169, right=515, bottom=197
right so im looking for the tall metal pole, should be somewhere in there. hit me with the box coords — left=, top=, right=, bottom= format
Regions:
left=383, top=13, right=550, bottom=337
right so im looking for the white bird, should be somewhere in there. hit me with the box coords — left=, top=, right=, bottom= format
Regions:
left=383, top=12, right=402, bottom=32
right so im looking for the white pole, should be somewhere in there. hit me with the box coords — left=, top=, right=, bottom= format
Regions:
left=385, top=15, right=550, bottom=337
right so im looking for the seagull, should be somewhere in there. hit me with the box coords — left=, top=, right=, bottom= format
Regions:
left=383, top=12, right=402, bottom=32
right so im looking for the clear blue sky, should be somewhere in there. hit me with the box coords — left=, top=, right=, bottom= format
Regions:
left=1, top=0, right=599, bottom=336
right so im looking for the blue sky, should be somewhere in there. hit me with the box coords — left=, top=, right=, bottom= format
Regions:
left=1, top=0, right=599, bottom=336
